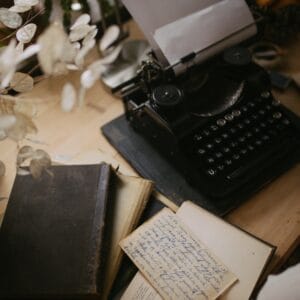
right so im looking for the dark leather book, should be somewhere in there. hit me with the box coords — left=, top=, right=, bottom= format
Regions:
left=0, top=163, right=111, bottom=299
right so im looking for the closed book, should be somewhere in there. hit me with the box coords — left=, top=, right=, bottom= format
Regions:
left=0, top=163, right=111, bottom=299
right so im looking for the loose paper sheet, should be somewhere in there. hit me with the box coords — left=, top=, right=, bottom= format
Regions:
left=120, top=208, right=237, bottom=300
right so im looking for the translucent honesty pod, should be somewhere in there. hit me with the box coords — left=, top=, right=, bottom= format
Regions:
left=16, top=23, right=37, bottom=44
left=0, top=8, right=22, bottom=29
left=61, top=82, right=77, bottom=112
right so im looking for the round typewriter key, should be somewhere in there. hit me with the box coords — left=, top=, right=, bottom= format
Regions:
left=262, top=135, right=270, bottom=141
left=246, top=132, right=253, bottom=138
left=248, top=102, right=255, bottom=108
left=237, top=123, right=244, bottom=130
left=194, top=134, right=203, bottom=141
left=225, top=114, right=234, bottom=121
left=244, top=119, right=251, bottom=125
left=151, top=84, right=183, bottom=107
left=210, top=125, right=218, bottom=131
left=198, top=148, right=206, bottom=155
left=240, top=149, right=248, bottom=155
left=255, top=140, right=262, bottom=146
left=261, top=91, right=270, bottom=99
left=260, top=122, right=267, bottom=128
left=217, top=165, right=225, bottom=171
left=217, top=119, right=226, bottom=127
left=207, top=157, right=215, bottom=164
left=259, top=109, right=266, bottom=115
left=222, top=147, right=230, bottom=153
left=225, top=159, right=232, bottom=166
left=273, top=112, right=282, bottom=119
left=206, top=143, right=213, bottom=149
left=214, top=138, right=222, bottom=144
left=252, top=114, right=259, bottom=120
left=230, top=128, right=237, bottom=134
left=222, top=133, right=229, bottom=139
left=215, top=152, right=223, bottom=159
left=241, top=106, right=248, bottom=112
left=266, top=105, right=272, bottom=110
left=203, top=129, right=210, bottom=136
left=233, top=154, right=240, bottom=160
left=272, top=99, right=280, bottom=106
left=232, top=110, right=241, bottom=117
left=248, top=145, right=255, bottom=151
left=230, top=142, right=238, bottom=148
left=207, top=169, right=217, bottom=176
left=282, top=118, right=290, bottom=125
left=254, top=127, right=260, bottom=133
left=238, top=136, right=246, bottom=143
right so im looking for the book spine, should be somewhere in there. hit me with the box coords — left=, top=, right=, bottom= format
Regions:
left=86, top=163, right=111, bottom=295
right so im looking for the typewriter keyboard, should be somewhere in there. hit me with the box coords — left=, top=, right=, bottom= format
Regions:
left=184, top=91, right=297, bottom=181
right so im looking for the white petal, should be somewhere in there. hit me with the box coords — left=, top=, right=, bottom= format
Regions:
left=15, top=0, right=39, bottom=6
left=81, top=69, right=97, bottom=89
left=99, top=25, right=120, bottom=53
left=70, top=13, right=90, bottom=30
left=16, top=23, right=37, bottom=44
left=75, top=38, right=96, bottom=67
left=72, top=42, right=81, bottom=50
left=0, top=8, right=22, bottom=29
left=1, top=68, right=16, bottom=89
left=10, top=72, right=34, bottom=93
left=61, top=83, right=76, bottom=112
left=82, top=28, right=97, bottom=46
left=0, top=115, right=17, bottom=130
left=9, top=5, right=31, bottom=13
left=69, top=24, right=93, bottom=42
left=100, top=44, right=123, bottom=65
left=66, top=64, right=79, bottom=71
left=17, top=43, right=40, bottom=63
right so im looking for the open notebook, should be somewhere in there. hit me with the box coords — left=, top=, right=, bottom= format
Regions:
left=121, top=201, right=275, bottom=300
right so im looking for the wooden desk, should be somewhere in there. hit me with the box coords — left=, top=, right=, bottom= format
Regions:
left=0, top=21, right=299, bottom=274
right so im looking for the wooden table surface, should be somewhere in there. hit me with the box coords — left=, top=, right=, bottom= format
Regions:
left=0, top=21, right=299, bottom=275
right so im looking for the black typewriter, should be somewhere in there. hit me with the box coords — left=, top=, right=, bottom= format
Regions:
left=118, top=44, right=300, bottom=199
left=112, top=0, right=300, bottom=201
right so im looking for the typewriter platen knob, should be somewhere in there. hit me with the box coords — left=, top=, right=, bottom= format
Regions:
left=151, top=85, right=183, bottom=108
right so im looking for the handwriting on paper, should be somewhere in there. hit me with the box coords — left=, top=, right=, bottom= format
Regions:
left=120, top=208, right=237, bottom=300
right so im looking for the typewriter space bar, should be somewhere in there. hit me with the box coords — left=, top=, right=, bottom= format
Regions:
left=226, top=141, right=293, bottom=181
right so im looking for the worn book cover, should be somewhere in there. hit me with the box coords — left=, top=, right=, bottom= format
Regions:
left=0, top=163, right=111, bottom=299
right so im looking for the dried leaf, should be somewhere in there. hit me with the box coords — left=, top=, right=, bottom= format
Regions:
left=0, top=130, right=7, bottom=141
left=10, top=72, right=34, bottom=93
left=5, top=113, right=37, bottom=141
left=9, top=5, right=31, bottom=13
left=0, top=8, right=22, bottom=29
left=15, top=0, right=39, bottom=6
left=17, top=145, right=34, bottom=165
left=61, top=82, right=76, bottom=112
left=16, top=23, right=37, bottom=44
left=0, top=97, right=15, bottom=115
left=80, top=69, right=97, bottom=89
left=99, top=25, right=120, bottom=53
left=70, top=13, right=90, bottom=30
left=29, top=149, right=51, bottom=179
left=0, top=160, right=5, bottom=177
left=69, top=24, right=93, bottom=42
left=14, top=101, right=37, bottom=117
left=0, top=114, right=16, bottom=130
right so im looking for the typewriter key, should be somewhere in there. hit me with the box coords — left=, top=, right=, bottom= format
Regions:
left=261, top=91, right=270, bottom=99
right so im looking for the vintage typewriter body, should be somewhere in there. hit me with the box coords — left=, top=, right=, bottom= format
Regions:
left=120, top=0, right=300, bottom=200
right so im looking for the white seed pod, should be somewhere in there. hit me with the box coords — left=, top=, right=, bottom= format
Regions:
left=10, top=72, right=34, bottom=93
left=82, top=28, right=97, bottom=46
left=0, top=115, right=16, bottom=130
left=71, top=13, right=91, bottom=30
left=80, top=69, right=97, bottom=89
left=0, top=8, right=22, bottom=29
left=69, top=24, right=92, bottom=42
left=0, top=160, right=5, bottom=177
left=101, top=44, right=123, bottom=65
left=17, top=167, right=31, bottom=176
left=16, top=23, right=37, bottom=44
left=9, top=5, right=31, bottom=13
left=61, top=82, right=77, bottom=112
left=15, top=0, right=39, bottom=6
left=74, top=38, right=96, bottom=67
left=99, top=25, right=120, bottom=53
left=17, top=145, right=34, bottom=165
